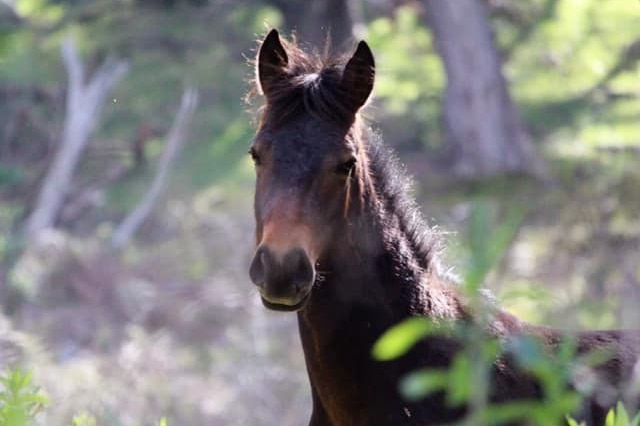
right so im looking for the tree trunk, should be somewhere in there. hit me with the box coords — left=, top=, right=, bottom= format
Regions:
left=423, top=0, right=545, bottom=178
left=271, top=0, right=354, bottom=50
left=24, top=38, right=128, bottom=239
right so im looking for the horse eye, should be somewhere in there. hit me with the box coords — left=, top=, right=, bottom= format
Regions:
left=336, top=157, right=357, bottom=175
left=248, top=148, right=261, bottom=165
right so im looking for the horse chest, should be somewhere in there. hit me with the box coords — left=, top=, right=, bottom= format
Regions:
left=299, top=311, right=434, bottom=425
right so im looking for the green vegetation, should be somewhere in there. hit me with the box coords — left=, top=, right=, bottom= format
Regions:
left=568, top=403, right=640, bottom=426
left=0, top=371, right=47, bottom=426
left=373, top=203, right=640, bottom=424
left=0, top=369, right=171, bottom=426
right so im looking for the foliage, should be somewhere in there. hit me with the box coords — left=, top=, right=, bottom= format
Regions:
left=0, top=370, right=173, bottom=426
left=70, top=412, right=97, bottom=426
left=0, top=370, right=47, bottom=426
left=366, top=6, right=445, bottom=151
left=504, top=0, right=640, bottom=150
left=365, top=0, right=640, bottom=155
left=373, top=200, right=640, bottom=425
left=568, top=402, right=640, bottom=426
left=603, top=403, right=640, bottom=426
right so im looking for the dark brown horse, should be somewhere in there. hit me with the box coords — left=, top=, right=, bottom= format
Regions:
left=247, top=29, right=640, bottom=426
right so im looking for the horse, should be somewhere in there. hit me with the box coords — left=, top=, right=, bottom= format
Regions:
left=246, top=29, right=640, bottom=426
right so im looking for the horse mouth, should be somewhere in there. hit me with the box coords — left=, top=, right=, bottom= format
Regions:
left=260, top=292, right=311, bottom=312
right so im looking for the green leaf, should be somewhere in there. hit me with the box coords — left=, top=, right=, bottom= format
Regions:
left=0, top=369, right=48, bottom=426
left=463, top=200, right=525, bottom=291
left=399, top=370, right=447, bottom=402
left=71, top=412, right=98, bottom=426
left=615, top=402, right=630, bottom=426
left=446, top=355, right=472, bottom=406
left=606, top=407, right=616, bottom=426
left=481, top=400, right=538, bottom=424
left=566, top=416, right=586, bottom=426
left=372, top=317, right=438, bottom=361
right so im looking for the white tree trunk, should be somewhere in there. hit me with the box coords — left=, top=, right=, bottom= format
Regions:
left=424, top=0, right=546, bottom=178
left=25, top=38, right=128, bottom=239
left=111, top=88, right=199, bottom=250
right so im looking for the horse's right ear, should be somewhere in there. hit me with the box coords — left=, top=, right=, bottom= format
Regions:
left=256, top=29, right=288, bottom=97
left=341, top=41, right=375, bottom=112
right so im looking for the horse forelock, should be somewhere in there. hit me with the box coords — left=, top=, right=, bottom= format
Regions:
left=252, top=38, right=359, bottom=130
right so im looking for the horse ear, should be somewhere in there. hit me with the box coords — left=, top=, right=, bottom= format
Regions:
left=257, top=29, right=288, bottom=97
left=341, top=41, right=375, bottom=112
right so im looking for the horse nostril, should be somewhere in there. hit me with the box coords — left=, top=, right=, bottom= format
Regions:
left=249, top=246, right=271, bottom=287
left=286, top=248, right=315, bottom=292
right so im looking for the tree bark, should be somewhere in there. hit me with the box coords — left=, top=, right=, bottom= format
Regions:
left=24, top=38, right=128, bottom=239
left=270, top=0, right=354, bottom=50
left=111, top=88, right=199, bottom=250
left=423, top=0, right=545, bottom=178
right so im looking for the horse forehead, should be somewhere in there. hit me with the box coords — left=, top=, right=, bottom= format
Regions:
left=271, top=144, right=325, bottom=184
left=271, top=120, right=339, bottom=164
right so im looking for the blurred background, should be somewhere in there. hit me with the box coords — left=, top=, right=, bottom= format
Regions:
left=0, top=0, right=639, bottom=424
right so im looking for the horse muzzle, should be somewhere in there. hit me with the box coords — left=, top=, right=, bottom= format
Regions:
left=249, top=245, right=315, bottom=311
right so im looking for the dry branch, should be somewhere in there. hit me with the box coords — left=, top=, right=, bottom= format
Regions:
left=24, top=38, right=128, bottom=240
left=110, top=88, right=199, bottom=250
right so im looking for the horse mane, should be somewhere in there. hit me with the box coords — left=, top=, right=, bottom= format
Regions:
left=366, top=131, right=443, bottom=274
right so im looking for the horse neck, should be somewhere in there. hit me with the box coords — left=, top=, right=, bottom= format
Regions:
left=295, top=154, right=467, bottom=423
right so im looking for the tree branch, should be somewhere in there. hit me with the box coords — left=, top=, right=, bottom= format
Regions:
left=111, top=88, right=199, bottom=250
left=24, top=37, right=128, bottom=240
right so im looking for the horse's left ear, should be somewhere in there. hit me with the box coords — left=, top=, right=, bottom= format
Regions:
left=341, top=41, right=375, bottom=112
